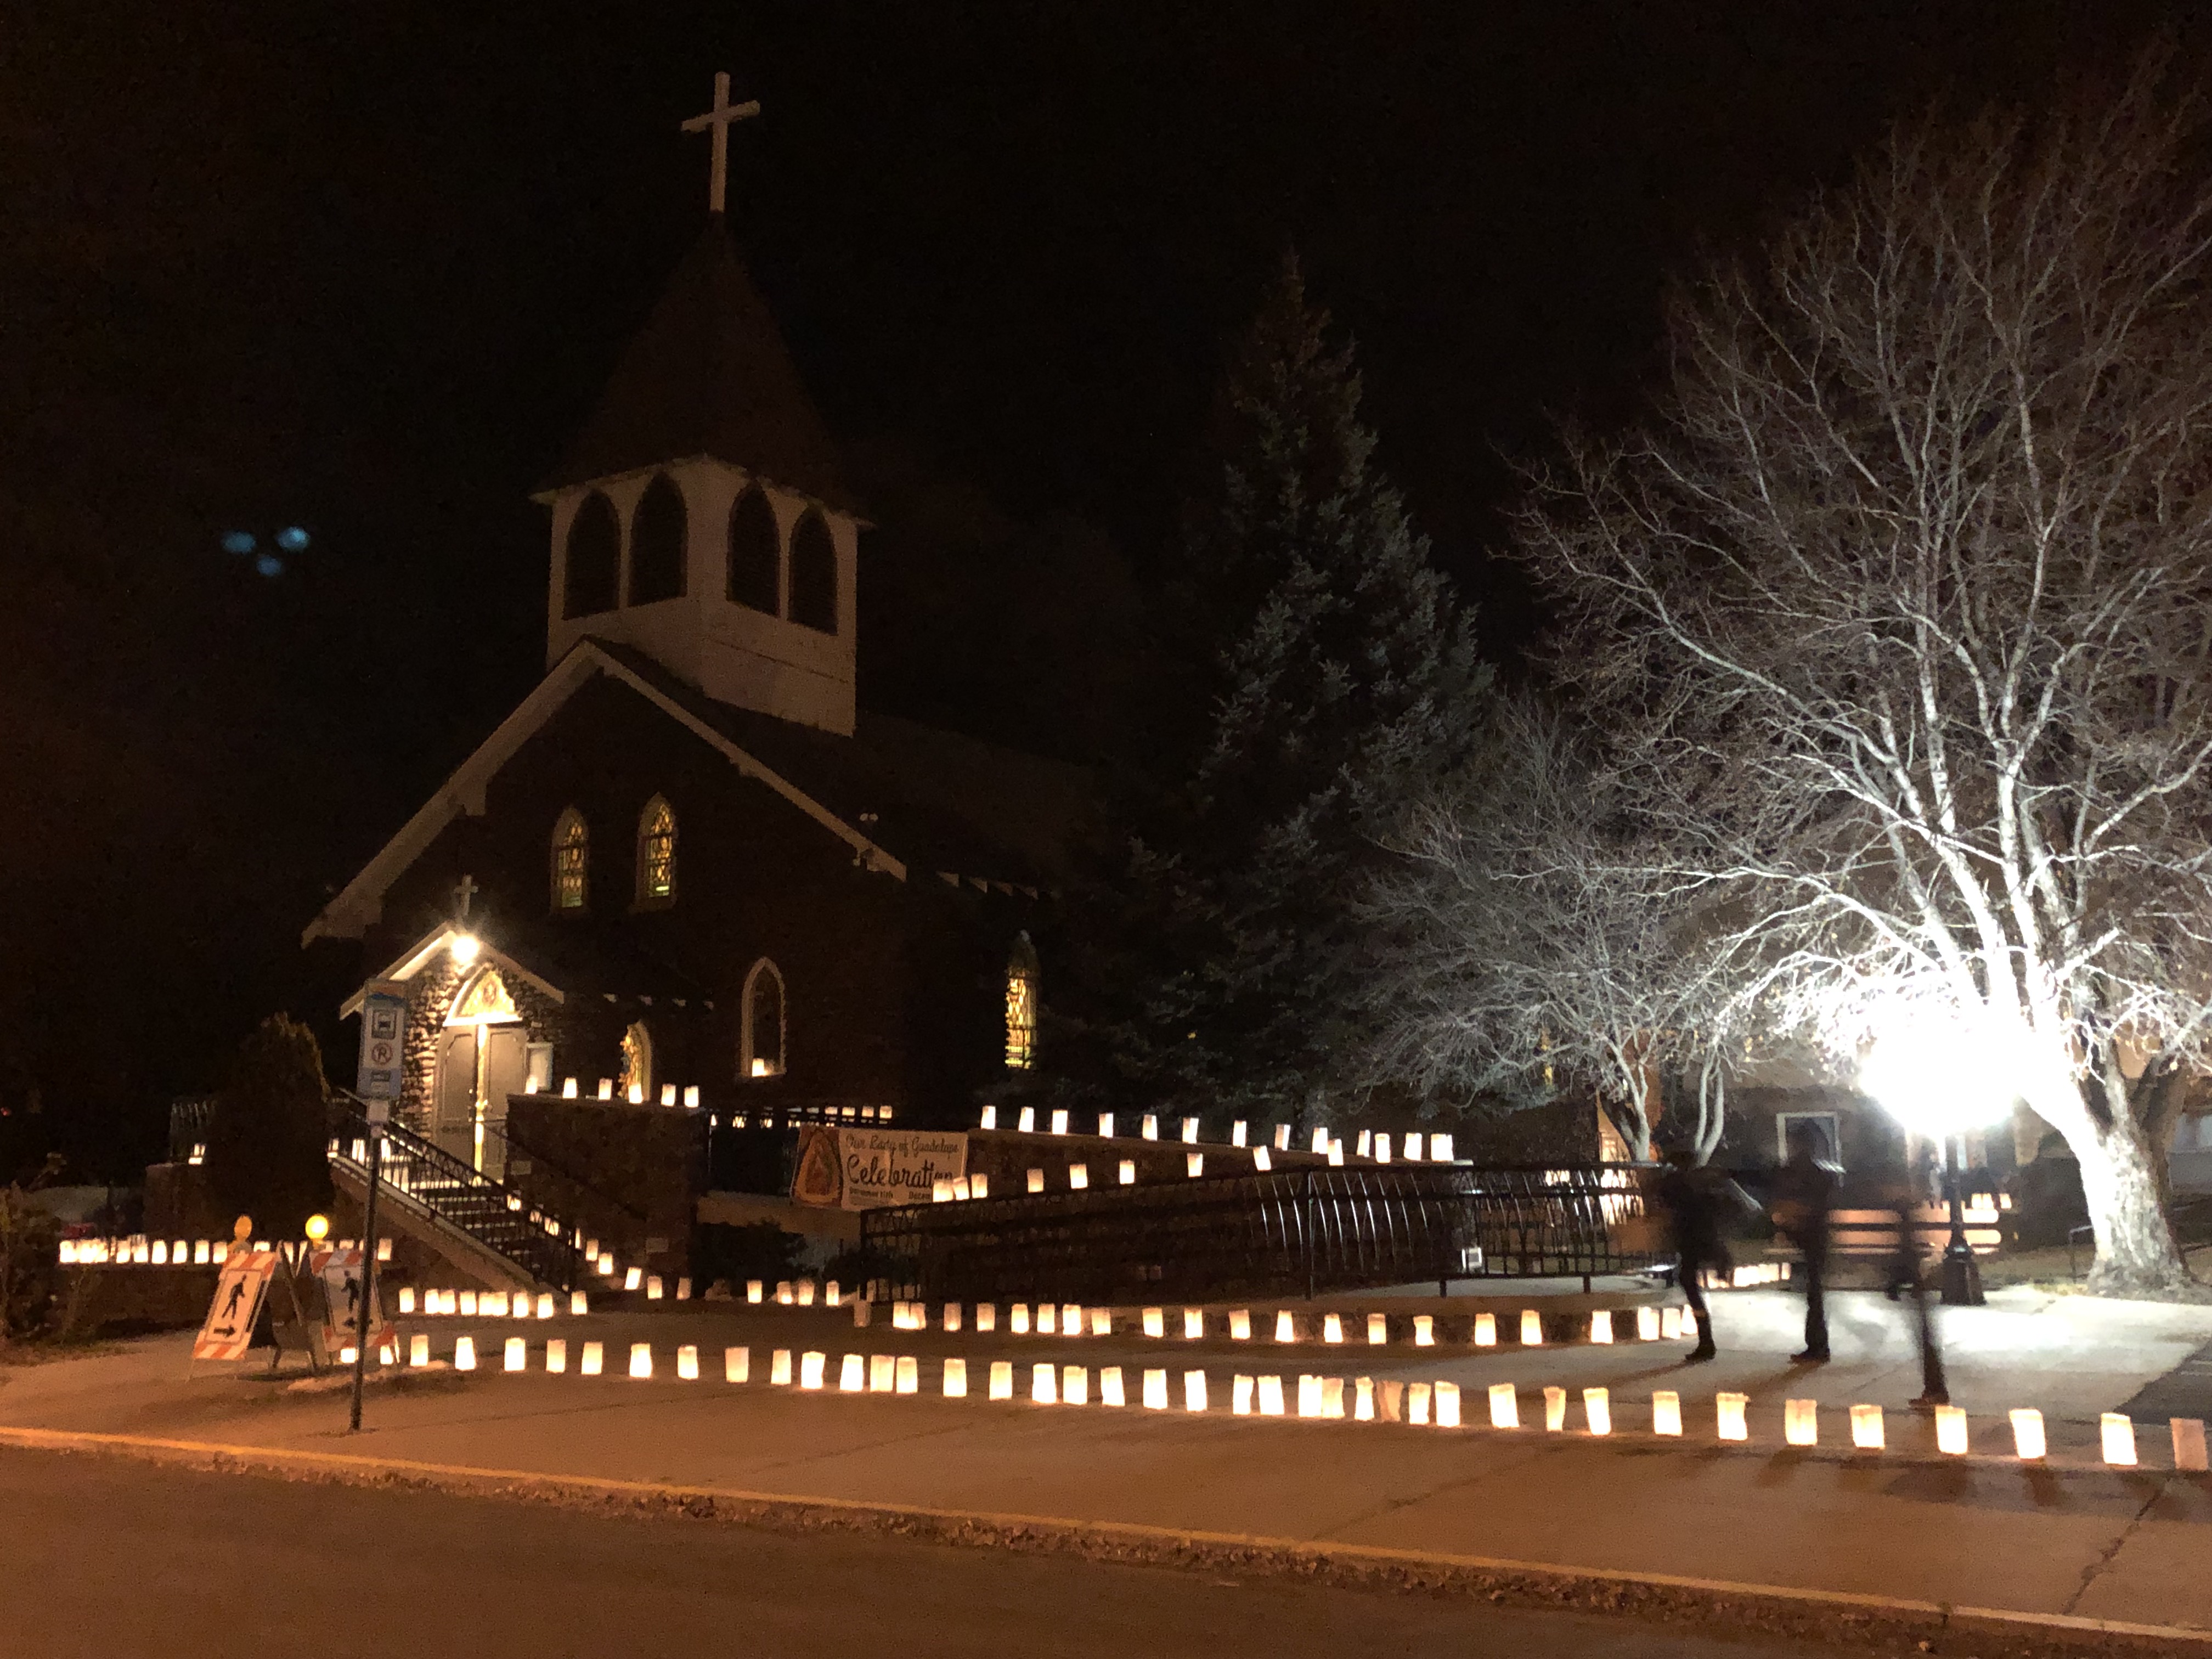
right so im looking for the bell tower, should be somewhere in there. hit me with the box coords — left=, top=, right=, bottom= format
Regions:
left=534, top=73, right=861, bottom=736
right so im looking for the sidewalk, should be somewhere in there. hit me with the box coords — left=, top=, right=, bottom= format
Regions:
left=4, top=1286, right=2209, bottom=1642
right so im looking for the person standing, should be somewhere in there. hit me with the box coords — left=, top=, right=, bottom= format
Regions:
left=1770, top=1130, right=1838, bottom=1363
left=1655, top=1149, right=1731, bottom=1362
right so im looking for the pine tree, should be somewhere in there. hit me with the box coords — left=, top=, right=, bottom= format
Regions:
left=1059, top=257, right=1490, bottom=1124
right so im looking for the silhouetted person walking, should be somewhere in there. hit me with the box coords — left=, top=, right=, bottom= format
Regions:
left=1771, top=1130, right=1838, bottom=1363
left=1881, top=1184, right=1948, bottom=1407
left=1656, top=1149, right=1730, bottom=1362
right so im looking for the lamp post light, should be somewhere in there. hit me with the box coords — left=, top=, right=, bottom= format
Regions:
left=1938, top=1133, right=1984, bottom=1307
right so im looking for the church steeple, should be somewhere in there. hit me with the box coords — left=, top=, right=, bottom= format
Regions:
left=537, top=74, right=861, bottom=736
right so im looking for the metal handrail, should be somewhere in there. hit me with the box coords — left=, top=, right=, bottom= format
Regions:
left=329, top=1104, right=586, bottom=1292
left=483, top=1118, right=650, bottom=1227
left=859, top=1163, right=1673, bottom=1305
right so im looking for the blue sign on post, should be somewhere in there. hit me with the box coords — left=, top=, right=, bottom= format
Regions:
left=356, top=979, right=409, bottom=1109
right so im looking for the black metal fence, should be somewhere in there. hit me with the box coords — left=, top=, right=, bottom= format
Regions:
left=857, top=1164, right=1672, bottom=1304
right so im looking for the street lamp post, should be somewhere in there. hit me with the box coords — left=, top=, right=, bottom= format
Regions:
left=1938, top=1133, right=1984, bottom=1307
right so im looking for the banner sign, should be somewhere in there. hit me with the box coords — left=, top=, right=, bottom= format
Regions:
left=193, top=1252, right=281, bottom=1362
left=792, top=1126, right=968, bottom=1211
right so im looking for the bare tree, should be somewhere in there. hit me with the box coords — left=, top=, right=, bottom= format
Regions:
left=1368, top=698, right=1735, bottom=1160
left=1522, top=55, right=2212, bottom=1295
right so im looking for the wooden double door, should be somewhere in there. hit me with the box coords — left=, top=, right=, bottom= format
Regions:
left=433, top=1022, right=528, bottom=1177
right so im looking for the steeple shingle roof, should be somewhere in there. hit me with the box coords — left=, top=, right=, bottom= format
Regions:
left=544, top=218, right=854, bottom=510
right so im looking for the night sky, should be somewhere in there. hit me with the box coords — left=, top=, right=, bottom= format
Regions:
left=0, top=1, right=2187, bottom=1176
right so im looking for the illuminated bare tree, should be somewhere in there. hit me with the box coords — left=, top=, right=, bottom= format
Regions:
left=1368, top=698, right=1736, bottom=1161
left=1524, top=57, right=2212, bottom=1294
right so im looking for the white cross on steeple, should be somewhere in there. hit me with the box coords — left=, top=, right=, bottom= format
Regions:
left=681, top=71, right=761, bottom=217
left=453, top=873, right=478, bottom=919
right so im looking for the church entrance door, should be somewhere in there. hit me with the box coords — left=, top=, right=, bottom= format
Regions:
left=432, top=1028, right=478, bottom=1167
left=435, top=967, right=528, bottom=1178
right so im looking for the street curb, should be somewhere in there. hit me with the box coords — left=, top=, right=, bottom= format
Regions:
left=2, top=1424, right=2205, bottom=1652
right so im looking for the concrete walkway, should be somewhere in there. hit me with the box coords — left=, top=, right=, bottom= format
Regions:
left=4, top=1286, right=2210, bottom=1641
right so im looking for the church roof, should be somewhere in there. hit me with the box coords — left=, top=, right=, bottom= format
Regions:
left=303, top=637, right=1090, bottom=945
left=591, top=640, right=1088, bottom=889
left=544, top=218, right=856, bottom=510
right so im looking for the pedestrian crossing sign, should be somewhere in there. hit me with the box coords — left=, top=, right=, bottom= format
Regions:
left=193, top=1251, right=281, bottom=1362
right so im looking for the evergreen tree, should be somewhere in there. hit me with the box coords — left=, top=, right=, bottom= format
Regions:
left=205, top=1014, right=332, bottom=1239
left=1053, top=257, right=1490, bottom=1124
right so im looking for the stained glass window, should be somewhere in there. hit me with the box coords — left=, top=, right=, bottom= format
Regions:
left=552, top=809, right=588, bottom=910
left=637, top=797, right=676, bottom=903
left=1005, top=934, right=1039, bottom=1070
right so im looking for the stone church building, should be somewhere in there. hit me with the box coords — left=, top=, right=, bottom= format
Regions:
left=303, top=207, right=1084, bottom=1189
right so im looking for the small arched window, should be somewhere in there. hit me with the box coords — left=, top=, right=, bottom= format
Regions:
left=636, top=795, right=677, bottom=905
left=1005, top=933, right=1040, bottom=1070
left=789, top=510, right=838, bottom=634
left=562, top=492, right=620, bottom=618
left=727, top=487, right=781, bottom=615
left=741, top=959, right=786, bottom=1079
left=628, top=473, right=687, bottom=606
left=551, top=808, right=588, bottom=911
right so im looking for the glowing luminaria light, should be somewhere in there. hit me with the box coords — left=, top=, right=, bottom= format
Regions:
left=1233, top=1374, right=1256, bottom=1415
left=1183, top=1370, right=1208, bottom=1412
left=1583, top=1387, right=1611, bottom=1436
left=1101, top=1365, right=1125, bottom=1406
left=1488, top=1383, right=1518, bottom=1429
left=943, top=1358, right=967, bottom=1397
left=990, top=1361, right=1014, bottom=1401
left=770, top=1348, right=792, bottom=1385
left=1031, top=1362, right=1057, bottom=1404
left=1652, top=1390, right=1683, bottom=1436
left=1061, top=1365, right=1087, bottom=1405
left=1717, top=1392, right=1748, bottom=1442
left=1590, top=1311, right=1614, bottom=1344
left=1143, top=1307, right=1165, bottom=1338
left=1545, top=1386, right=1568, bottom=1431
left=1785, top=1398, right=1818, bottom=1447
left=1355, top=1377, right=1375, bottom=1420
left=453, top=1336, right=477, bottom=1372
left=1408, top=1382, right=1431, bottom=1425
left=2101, top=1413, right=2138, bottom=1466
left=726, top=1346, right=749, bottom=1383
left=1185, top=1308, right=1206, bottom=1340
left=1637, top=1306, right=1661, bottom=1341
left=2011, top=1408, right=2047, bottom=1459
left=840, top=1354, right=866, bottom=1392
left=1323, top=1313, right=1344, bottom=1344
left=505, top=1337, right=526, bottom=1373
left=1367, top=1313, right=1388, bottom=1345
left=1274, top=1310, right=1297, bottom=1343
left=546, top=1339, right=567, bottom=1373
left=678, top=1345, right=700, bottom=1381
left=1850, top=1404, right=1886, bottom=1451
left=1472, top=1312, right=1497, bottom=1347
left=1143, top=1368, right=1169, bottom=1409
left=1935, top=1404, right=1970, bottom=1455
left=1436, top=1381, right=1462, bottom=1427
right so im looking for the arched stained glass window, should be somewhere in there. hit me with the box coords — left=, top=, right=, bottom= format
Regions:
left=1005, top=934, right=1039, bottom=1070
left=628, top=473, right=687, bottom=605
left=551, top=808, right=588, bottom=911
left=789, top=510, right=837, bottom=634
left=741, top=959, right=785, bottom=1078
left=562, top=492, right=620, bottom=618
left=636, top=796, right=677, bottom=904
left=727, top=487, right=780, bottom=615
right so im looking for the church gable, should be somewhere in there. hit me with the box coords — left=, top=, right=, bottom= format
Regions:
left=303, top=640, right=905, bottom=945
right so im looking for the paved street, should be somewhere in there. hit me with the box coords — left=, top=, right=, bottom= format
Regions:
left=0, top=1446, right=1836, bottom=1659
